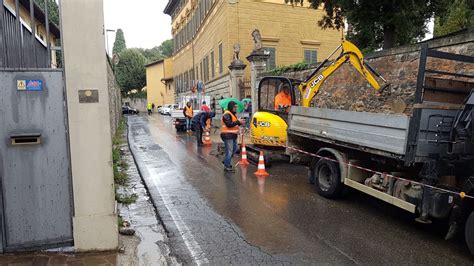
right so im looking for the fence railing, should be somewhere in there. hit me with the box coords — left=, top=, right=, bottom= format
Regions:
left=0, top=0, right=57, bottom=69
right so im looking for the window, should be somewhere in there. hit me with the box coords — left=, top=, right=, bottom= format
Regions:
left=218, top=43, right=223, bottom=74
left=264, top=47, right=276, bottom=70
left=184, top=71, right=188, bottom=91
left=195, top=64, right=199, bottom=81
left=200, top=60, right=203, bottom=81
left=259, top=78, right=288, bottom=111
left=210, top=51, right=215, bottom=78
left=304, top=49, right=317, bottom=64
left=188, top=70, right=193, bottom=91
left=176, top=75, right=179, bottom=93
left=204, top=55, right=209, bottom=82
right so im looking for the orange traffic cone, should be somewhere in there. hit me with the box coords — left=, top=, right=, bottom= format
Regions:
left=254, top=151, right=269, bottom=176
left=239, top=143, right=250, bottom=166
left=203, top=130, right=212, bottom=145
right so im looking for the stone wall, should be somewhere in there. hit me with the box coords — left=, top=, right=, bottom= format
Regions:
left=107, top=58, right=122, bottom=137
left=205, top=73, right=231, bottom=99
left=205, top=74, right=231, bottom=114
left=123, top=97, right=147, bottom=112
left=270, top=31, right=474, bottom=115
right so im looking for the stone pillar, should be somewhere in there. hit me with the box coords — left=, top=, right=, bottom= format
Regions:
left=60, top=0, right=118, bottom=251
left=246, top=49, right=269, bottom=115
left=228, top=59, right=246, bottom=99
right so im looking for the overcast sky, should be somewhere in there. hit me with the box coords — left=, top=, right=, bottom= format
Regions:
left=103, top=0, right=172, bottom=51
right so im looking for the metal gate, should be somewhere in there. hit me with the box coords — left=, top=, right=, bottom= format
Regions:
left=0, top=70, right=73, bottom=252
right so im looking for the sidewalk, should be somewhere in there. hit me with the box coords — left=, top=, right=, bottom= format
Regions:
left=117, top=133, right=178, bottom=265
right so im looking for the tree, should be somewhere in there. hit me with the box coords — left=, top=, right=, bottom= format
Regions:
left=115, top=49, right=147, bottom=96
left=112, top=29, right=127, bottom=55
left=434, top=0, right=472, bottom=36
left=285, top=0, right=449, bottom=50
left=34, top=0, right=60, bottom=26
left=136, top=47, right=163, bottom=63
left=158, top=39, right=173, bottom=58
left=135, top=39, right=174, bottom=63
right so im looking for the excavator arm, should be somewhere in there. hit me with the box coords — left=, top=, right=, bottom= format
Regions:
left=299, top=40, right=387, bottom=107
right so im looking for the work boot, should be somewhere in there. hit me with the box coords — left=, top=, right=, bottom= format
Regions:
left=224, top=166, right=234, bottom=172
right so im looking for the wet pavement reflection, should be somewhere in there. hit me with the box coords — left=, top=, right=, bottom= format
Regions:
left=129, top=114, right=473, bottom=265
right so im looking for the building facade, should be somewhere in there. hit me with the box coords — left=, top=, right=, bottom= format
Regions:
left=146, top=58, right=175, bottom=107
left=164, top=0, right=342, bottom=101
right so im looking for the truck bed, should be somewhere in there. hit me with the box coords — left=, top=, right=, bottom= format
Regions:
left=288, top=106, right=410, bottom=159
left=171, top=110, right=200, bottom=119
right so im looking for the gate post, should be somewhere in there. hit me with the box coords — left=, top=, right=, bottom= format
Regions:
left=60, top=0, right=118, bottom=251
left=246, top=30, right=269, bottom=115
left=228, top=43, right=246, bottom=99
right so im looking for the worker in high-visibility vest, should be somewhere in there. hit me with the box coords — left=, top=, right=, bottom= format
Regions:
left=147, top=102, right=153, bottom=116
left=183, top=102, right=193, bottom=132
left=221, top=101, right=245, bottom=172
left=192, top=111, right=215, bottom=146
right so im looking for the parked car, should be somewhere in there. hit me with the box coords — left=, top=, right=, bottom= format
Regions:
left=122, top=106, right=139, bottom=115
left=161, top=105, right=172, bottom=115
left=170, top=104, right=179, bottom=113
left=162, top=104, right=178, bottom=115
left=157, top=105, right=163, bottom=113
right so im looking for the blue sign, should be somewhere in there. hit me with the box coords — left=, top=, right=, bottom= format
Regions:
left=17, top=79, right=43, bottom=91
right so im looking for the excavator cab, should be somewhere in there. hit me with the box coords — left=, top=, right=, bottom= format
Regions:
left=250, top=76, right=300, bottom=147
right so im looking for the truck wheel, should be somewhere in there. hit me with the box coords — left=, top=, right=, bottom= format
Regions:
left=465, top=211, right=474, bottom=255
left=314, top=158, right=343, bottom=198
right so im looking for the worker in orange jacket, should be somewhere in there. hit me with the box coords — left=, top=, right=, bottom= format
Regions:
left=221, top=101, right=245, bottom=171
left=183, top=102, right=193, bottom=132
left=274, top=83, right=292, bottom=112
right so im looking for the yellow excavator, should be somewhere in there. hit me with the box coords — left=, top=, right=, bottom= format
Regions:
left=247, top=40, right=387, bottom=163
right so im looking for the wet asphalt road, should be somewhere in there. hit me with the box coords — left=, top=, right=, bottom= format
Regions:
left=128, top=114, right=473, bottom=265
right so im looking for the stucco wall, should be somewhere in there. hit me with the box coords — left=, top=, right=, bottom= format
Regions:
left=146, top=61, right=175, bottom=107
left=60, top=0, right=118, bottom=251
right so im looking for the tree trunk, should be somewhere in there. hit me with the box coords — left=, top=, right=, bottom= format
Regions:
left=383, top=26, right=396, bottom=49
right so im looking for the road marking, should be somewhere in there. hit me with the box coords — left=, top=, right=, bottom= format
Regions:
left=148, top=167, right=209, bottom=265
